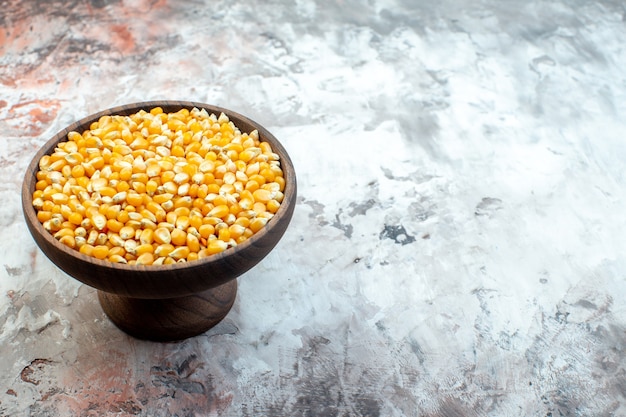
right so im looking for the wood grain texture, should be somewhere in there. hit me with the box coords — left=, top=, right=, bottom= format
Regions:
left=98, top=280, right=237, bottom=341
left=21, top=101, right=296, bottom=340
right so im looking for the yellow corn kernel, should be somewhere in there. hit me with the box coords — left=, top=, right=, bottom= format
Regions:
left=206, top=239, right=228, bottom=255
left=108, top=246, right=125, bottom=257
left=217, top=227, right=230, bottom=242
left=92, top=245, right=109, bottom=260
left=37, top=211, right=53, bottom=222
left=252, top=189, right=272, bottom=203
left=116, top=180, right=130, bottom=193
left=234, top=217, right=250, bottom=228
left=267, top=199, right=281, bottom=213
left=151, top=193, right=172, bottom=205
left=116, top=210, right=130, bottom=224
left=67, top=212, right=83, bottom=226
left=228, top=224, right=246, bottom=240
left=249, top=174, right=266, bottom=186
left=135, top=243, right=154, bottom=256
left=249, top=217, right=268, bottom=233
left=79, top=244, right=95, bottom=257
left=173, top=196, right=193, bottom=209
left=208, top=205, right=229, bottom=218
left=146, top=180, right=159, bottom=196
left=186, top=233, right=200, bottom=252
left=136, top=252, right=154, bottom=265
left=253, top=202, right=267, bottom=214
left=245, top=180, right=260, bottom=193
left=124, top=191, right=141, bottom=207
left=198, top=224, right=215, bottom=239
left=119, top=166, right=133, bottom=181
left=154, top=243, right=175, bottom=257
left=170, top=228, right=187, bottom=246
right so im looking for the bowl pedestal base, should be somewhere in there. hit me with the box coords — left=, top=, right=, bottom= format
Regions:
left=97, top=280, right=237, bottom=342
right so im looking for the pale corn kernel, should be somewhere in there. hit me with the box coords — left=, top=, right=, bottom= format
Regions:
left=75, top=236, right=87, bottom=248
left=58, top=235, right=76, bottom=249
left=119, top=226, right=135, bottom=240
left=91, top=213, right=107, bottom=230
left=139, top=228, right=154, bottom=245
left=109, top=254, right=128, bottom=263
left=154, top=227, right=171, bottom=244
left=161, top=200, right=174, bottom=211
left=108, top=234, right=125, bottom=247
left=136, top=252, right=154, bottom=265
left=124, top=239, right=138, bottom=254
left=74, top=227, right=87, bottom=238
left=96, top=233, right=108, bottom=246
left=177, top=183, right=190, bottom=196
left=140, top=218, right=157, bottom=230
left=168, top=246, right=190, bottom=260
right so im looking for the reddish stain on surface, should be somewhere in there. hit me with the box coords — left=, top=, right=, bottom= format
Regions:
left=110, top=24, right=136, bottom=54
left=6, top=99, right=61, bottom=136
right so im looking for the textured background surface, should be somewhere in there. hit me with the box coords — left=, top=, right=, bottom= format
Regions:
left=1, top=0, right=625, bottom=415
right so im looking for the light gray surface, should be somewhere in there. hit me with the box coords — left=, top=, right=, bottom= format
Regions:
left=1, top=1, right=624, bottom=415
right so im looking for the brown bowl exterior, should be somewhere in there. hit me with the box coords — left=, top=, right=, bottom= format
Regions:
left=22, top=101, right=297, bottom=299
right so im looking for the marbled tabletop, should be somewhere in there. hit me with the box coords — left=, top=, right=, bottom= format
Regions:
left=1, top=0, right=625, bottom=416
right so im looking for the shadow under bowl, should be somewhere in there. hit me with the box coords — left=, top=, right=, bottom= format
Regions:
left=22, top=101, right=297, bottom=341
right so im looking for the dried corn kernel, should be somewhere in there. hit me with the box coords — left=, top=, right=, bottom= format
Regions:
left=32, top=107, right=285, bottom=265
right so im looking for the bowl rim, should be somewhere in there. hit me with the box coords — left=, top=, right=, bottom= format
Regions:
left=22, top=100, right=297, bottom=273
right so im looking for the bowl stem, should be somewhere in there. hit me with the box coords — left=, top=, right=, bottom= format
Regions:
left=97, top=280, right=237, bottom=341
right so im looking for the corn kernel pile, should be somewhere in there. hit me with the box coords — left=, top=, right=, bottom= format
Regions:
left=32, top=107, right=285, bottom=265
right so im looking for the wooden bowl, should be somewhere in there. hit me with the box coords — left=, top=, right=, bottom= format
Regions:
left=22, top=101, right=297, bottom=341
